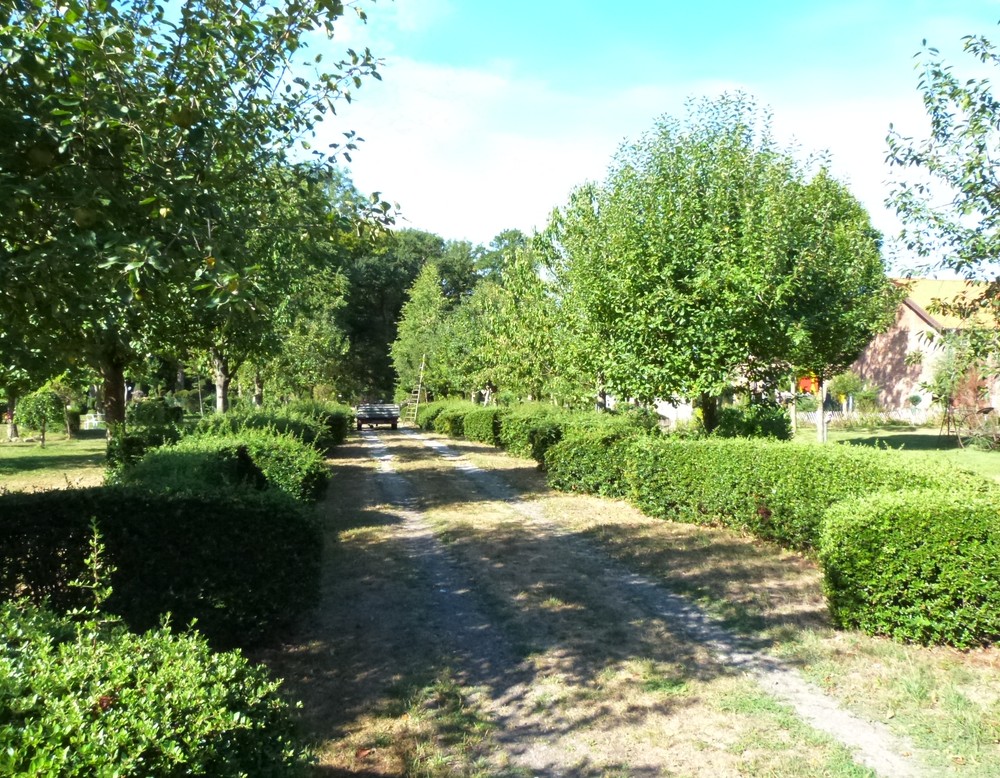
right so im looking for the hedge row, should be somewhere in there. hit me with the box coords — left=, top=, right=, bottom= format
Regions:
left=414, top=400, right=655, bottom=469
left=821, top=490, right=1000, bottom=649
left=0, top=600, right=308, bottom=775
left=0, top=487, right=321, bottom=649
left=121, top=430, right=329, bottom=503
left=0, top=404, right=344, bottom=771
left=412, top=401, right=1000, bottom=646
left=544, top=429, right=1000, bottom=646
left=625, top=437, right=991, bottom=550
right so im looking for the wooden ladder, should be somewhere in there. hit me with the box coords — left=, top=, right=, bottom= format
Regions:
left=403, top=355, right=426, bottom=423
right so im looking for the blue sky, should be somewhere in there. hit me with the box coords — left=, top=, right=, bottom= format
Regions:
left=323, top=1, right=1000, bottom=269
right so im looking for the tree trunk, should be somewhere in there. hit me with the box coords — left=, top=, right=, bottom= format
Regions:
left=789, top=378, right=797, bottom=437
left=211, top=348, right=230, bottom=414
left=5, top=389, right=18, bottom=441
left=175, top=366, right=186, bottom=393
left=252, top=369, right=264, bottom=407
left=101, top=359, right=127, bottom=441
left=699, top=392, right=720, bottom=433
left=817, top=378, right=828, bottom=444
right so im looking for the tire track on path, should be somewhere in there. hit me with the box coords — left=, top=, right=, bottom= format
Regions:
left=401, top=428, right=925, bottom=778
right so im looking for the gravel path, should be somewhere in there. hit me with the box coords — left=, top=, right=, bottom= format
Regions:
left=359, top=429, right=925, bottom=777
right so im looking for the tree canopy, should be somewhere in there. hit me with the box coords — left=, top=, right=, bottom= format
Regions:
left=0, top=0, right=384, bottom=428
left=550, top=94, right=895, bottom=429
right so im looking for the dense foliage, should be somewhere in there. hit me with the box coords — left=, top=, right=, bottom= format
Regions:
left=497, top=403, right=570, bottom=464
left=462, top=407, right=503, bottom=446
left=821, top=490, right=1000, bottom=647
left=0, top=0, right=385, bottom=430
left=544, top=415, right=654, bottom=497
left=0, top=600, right=309, bottom=776
left=0, top=487, right=320, bottom=648
left=624, top=437, right=984, bottom=550
left=714, top=402, right=792, bottom=440
left=123, top=431, right=328, bottom=503
left=12, top=388, right=64, bottom=446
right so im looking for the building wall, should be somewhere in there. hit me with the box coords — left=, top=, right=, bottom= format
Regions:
left=851, top=303, right=940, bottom=410
left=853, top=301, right=1000, bottom=411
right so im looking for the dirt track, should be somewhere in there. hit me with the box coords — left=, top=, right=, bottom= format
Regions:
left=263, top=429, right=928, bottom=777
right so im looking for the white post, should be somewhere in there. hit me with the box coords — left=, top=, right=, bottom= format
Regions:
left=818, top=378, right=828, bottom=444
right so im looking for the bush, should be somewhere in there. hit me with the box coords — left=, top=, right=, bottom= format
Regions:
left=820, top=489, right=1000, bottom=647
left=195, top=408, right=331, bottom=450
left=463, top=407, right=502, bottom=446
left=283, top=400, right=353, bottom=445
left=415, top=399, right=465, bottom=431
left=432, top=401, right=478, bottom=438
left=123, top=430, right=328, bottom=503
left=545, top=411, right=661, bottom=497
left=0, top=487, right=321, bottom=648
left=714, top=402, right=791, bottom=440
left=497, top=403, right=570, bottom=464
left=106, top=399, right=185, bottom=478
left=625, top=437, right=991, bottom=550
left=0, top=600, right=309, bottom=775
left=13, top=389, right=65, bottom=445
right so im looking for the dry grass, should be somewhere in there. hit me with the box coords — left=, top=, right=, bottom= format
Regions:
left=383, top=433, right=879, bottom=776
left=432, top=434, right=1000, bottom=777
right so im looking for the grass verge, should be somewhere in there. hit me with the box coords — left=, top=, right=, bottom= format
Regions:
left=0, top=431, right=106, bottom=491
left=438, top=435, right=1000, bottom=776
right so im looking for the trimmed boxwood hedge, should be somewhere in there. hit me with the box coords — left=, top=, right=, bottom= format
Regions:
left=0, top=600, right=309, bottom=775
left=123, top=432, right=329, bottom=503
left=498, top=403, right=571, bottom=464
left=820, top=489, right=1000, bottom=647
left=625, top=437, right=990, bottom=550
left=284, top=400, right=354, bottom=445
left=0, top=487, right=321, bottom=648
left=415, top=399, right=462, bottom=430
left=195, top=408, right=332, bottom=450
left=432, top=401, right=478, bottom=438
left=544, top=412, right=660, bottom=497
left=463, top=407, right=502, bottom=446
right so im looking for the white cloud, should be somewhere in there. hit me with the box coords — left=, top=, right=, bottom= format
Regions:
left=319, top=9, right=994, bottom=259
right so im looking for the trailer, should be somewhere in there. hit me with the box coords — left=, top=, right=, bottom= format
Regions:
left=356, top=403, right=400, bottom=431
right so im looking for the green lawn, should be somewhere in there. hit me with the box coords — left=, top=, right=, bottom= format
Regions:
left=797, top=424, right=1000, bottom=482
left=0, top=430, right=107, bottom=491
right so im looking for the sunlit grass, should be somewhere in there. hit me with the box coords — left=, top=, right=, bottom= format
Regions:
left=0, top=430, right=106, bottom=491
left=797, top=424, right=1000, bottom=481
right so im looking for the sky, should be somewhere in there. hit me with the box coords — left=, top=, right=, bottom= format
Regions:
left=316, top=0, right=1000, bottom=270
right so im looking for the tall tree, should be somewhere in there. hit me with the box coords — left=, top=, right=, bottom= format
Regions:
left=390, top=263, right=457, bottom=399
left=888, top=28, right=1000, bottom=392
left=0, top=0, right=381, bottom=433
left=552, top=94, right=894, bottom=431
left=339, top=228, right=443, bottom=399
left=888, top=30, right=1000, bottom=279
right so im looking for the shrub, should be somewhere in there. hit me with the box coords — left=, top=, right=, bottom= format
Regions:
left=432, top=401, right=478, bottom=438
left=714, top=402, right=791, bottom=440
left=195, top=408, right=330, bottom=450
left=106, top=400, right=185, bottom=478
left=545, top=411, right=661, bottom=497
left=625, top=437, right=992, bottom=550
left=13, top=389, right=64, bottom=446
left=0, top=487, right=321, bottom=648
left=497, top=403, right=571, bottom=464
left=463, top=407, right=502, bottom=446
left=127, top=397, right=185, bottom=428
left=0, top=600, right=309, bottom=775
left=123, top=430, right=328, bottom=503
left=415, top=399, right=465, bottom=431
left=820, top=489, right=1000, bottom=647
left=283, top=400, right=353, bottom=445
